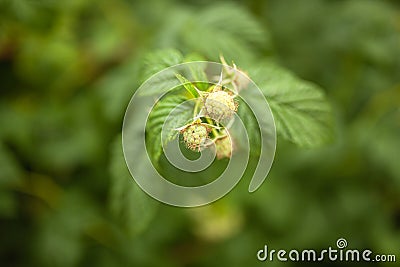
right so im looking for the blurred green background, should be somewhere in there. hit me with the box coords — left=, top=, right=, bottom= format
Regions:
left=1, top=0, right=400, bottom=266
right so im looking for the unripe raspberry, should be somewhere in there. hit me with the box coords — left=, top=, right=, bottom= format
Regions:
left=204, top=91, right=237, bottom=122
left=181, top=123, right=210, bottom=151
left=214, top=136, right=232, bottom=159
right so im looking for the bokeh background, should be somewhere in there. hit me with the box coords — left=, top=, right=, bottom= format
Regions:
left=1, top=0, right=400, bottom=266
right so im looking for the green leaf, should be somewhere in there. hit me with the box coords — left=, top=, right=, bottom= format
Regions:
left=236, top=99, right=261, bottom=155
left=153, top=3, right=270, bottom=63
left=183, top=52, right=206, bottom=62
left=183, top=3, right=270, bottom=62
left=175, top=73, right=199, bottom=98
left=250, top=62, right=334, bottom=147
left=139, top=50, right=209, bottom=96
left=146, top=94, right=193, bottom=163
left=138, top=49, right=186, bottom=96
left=141, top=48, right=184, bottom=81
left=109, top=135, right=158, bottom=236
left=196, top=3, right=269, bottom=45
left=183, top=54, right=209, bottom=91
left=95, top=57, right=141, bottom=122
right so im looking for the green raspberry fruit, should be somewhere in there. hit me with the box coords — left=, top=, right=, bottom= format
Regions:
left=181, top=124, right=209, bottom=151
left=204, top=91, right=237, bottom=122
left=214, top=136, right=232, bottom=159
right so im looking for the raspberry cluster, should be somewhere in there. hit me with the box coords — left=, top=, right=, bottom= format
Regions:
left=178, top=85, right=238, bottom=158
left=176, top=58, right=243, bottom=159
left=181, top=123, right=210, bottom=151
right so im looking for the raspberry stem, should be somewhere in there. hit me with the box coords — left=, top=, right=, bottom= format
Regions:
left=193, top=98, right=201, bottom=117
left=205, top=117, right=220, bottom=138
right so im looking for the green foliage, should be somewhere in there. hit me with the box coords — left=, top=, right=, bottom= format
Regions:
left=146, top=94, right=192, bottom=163
left=249, top=62, right=334, bottom=147
left=154, top=2, right=270, bottom=63
left=183, top=2, right=270, bottom=61
left=366, top=109, right=400, bottom=184
left=1, top=0, right=400, bottom=266
left=141, top=49, right=184, bottom=81
left=109, top=136, right=158, bottom=236
left=95, top=57, right=141, bottom=122
left=35, top=190, right=99, bottom=267
left=236, top=99, right=261, bottom=153
left=0, top=143, right=22, bottom=217
left=355, top=86, right=400, bottom=186
left=175, top=73, right=200, bottom=98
